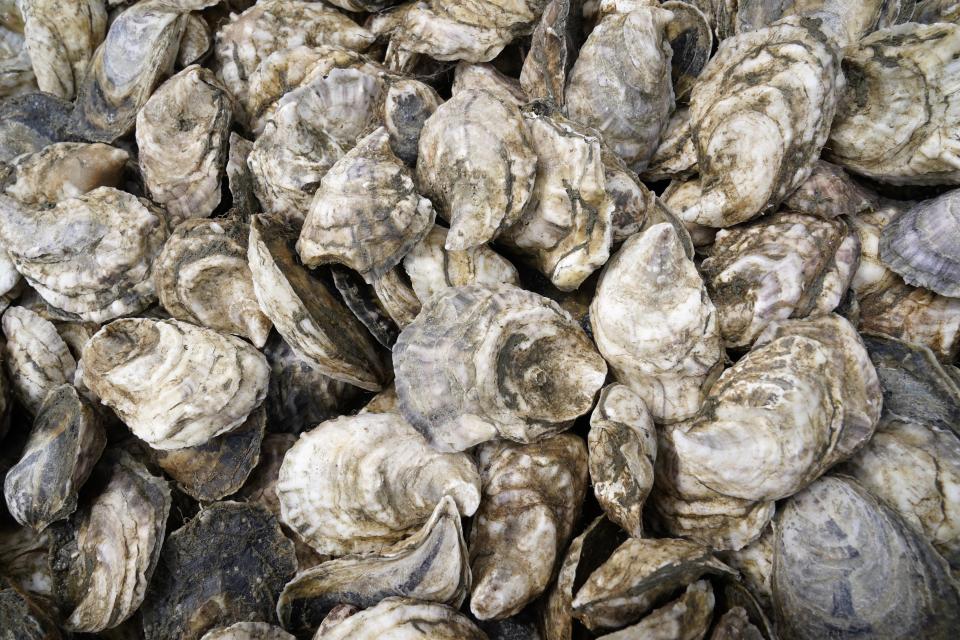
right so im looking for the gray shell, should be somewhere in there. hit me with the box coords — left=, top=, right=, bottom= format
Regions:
left=782, top=160, right=877, bottom=220
left=2, top=306, right=76, bottom=415
left=312, top=597, right=488, bottom=640
left=3, top=142, right=128, bottom=206
left=200, top=623, right=293, bottom=640
left=733, top=0, right=904, bottom=46
left=519, top=0, right=577, bottom=106
left=595, top=580, right=715, bottom=640
left=0, top=584, right=62, bottom=640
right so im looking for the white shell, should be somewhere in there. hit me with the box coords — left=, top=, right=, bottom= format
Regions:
left=3, top=142, right=129, bottom=206
left=2, top=305, right=76, bottom=415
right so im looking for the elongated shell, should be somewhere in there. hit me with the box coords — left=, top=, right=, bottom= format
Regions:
left=596, top=580, right=715, bottom=640
left=3, top=142, right=128, bottom=206
left=154, top=218, right=271, bottom=348
left=277, top=413, right=481, bottom=556
left=520, top=0, right=576, bottom=105
left=4, top=385, right=104, bottom=531
left=566, top=1, right=674, bottom=172
left=70, top=0, right=194, bottom=142
left=0, top=187, right=168, bottom=322
left=2, top=306, right=76, bottom=415
left=297, top=127, right=434, bottom=281
left=470, top=434, right=588, bottom=620
left=416, top=89, right=537, bottom=251
left=49, top=450, right=171, bottom=632
left=81, top=318, right=269, bottom=450
left=773, top=476, right=960, bottom=639
left=734, top=0, right=900, bottom=46
left=248, top=214, right=386, bottom=391
left=200, top=623, right=293, bottom=640
left=591, top=223, right=723, bottom=423
left=136, top=65, right=232, bottom=222
left=277, top=496, right=470, bottom=634
left=588, top=384, right=656, bottom=538
left=665, top=17, right=843, bottom=227
left=828, top=22, right=960, bottom=185
left=395, top=283, right=606, bottom=451
left=314, top=597, right=488, bottom=640
left=141, top=502, right=296, bottom=640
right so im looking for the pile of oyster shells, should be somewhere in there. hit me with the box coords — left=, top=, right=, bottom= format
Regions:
left=1, top=0, right=960, bottom=638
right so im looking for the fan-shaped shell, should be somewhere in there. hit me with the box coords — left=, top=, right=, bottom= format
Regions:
left=3, top=142, right=128, bottom=206
left=277, top=413, right=480, bottom=556
left=2, top=306, right=76, bottom=415
left=80, top=318, right=270, bottom=450
left=313, top=597, right=488, bottom=640
left=395, top=283, right=607, bottom=451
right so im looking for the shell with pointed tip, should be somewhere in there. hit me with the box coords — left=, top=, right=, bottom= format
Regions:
left=395, top=283, right=607, bottom=451
left=80, top=318, right=269, bottom=450
left=451, top=63, right=526, bottom=105
left=0, top=18, right=36, bottom=100
left=313, top=597, right=488, bottom=640
left=177, top=13, right=209, bottom=67
left=0, top=187, right=168, bottom=322
left=248, top=214, right=387, bottom=391
left=154, top=218, right=271, bottom=347
left=590, top=222, right=723, bottom=424
left=880, top=189, right=960, bottom=298
left=469, top=434, right=588, bottom=621
left=403, top=225, right=519, bottom=304
left=596, top=580, right=715, bottom=640
left=277, top=496, right=470, bottom=634
left=416, top=89, right=537, bottom=252
left=701, top=212, right=859, bottom=348
left=773, top=476, right=960, bottom=639
left=3, top=142, right=128, bottom=205
left=277, top=412, right=480, bottom=556
left=782, top=160, right=877, bottom=220
left=588, top=384, right=656, bottom=538
left=0, top=92, right=73, bottom=163
left=662, top=1, right=712, bottom=103
left=136, top=65, right=232, bottom=222
left=140, top=502, right=296, bottom=640
left=734, top=0, right=903, bottom=46
left=4, top=385, right=105, bottom=531
left=2, top=306, right=76, bottom=415
left=665, top=17, right=843, bottom=227
left=520, top=0, right=576, bottom=106
left=297, top=127, right=434, bottom=281
left=200, top=623, right=293, bottom=640
left=49, top=450, right=171, bottom=632
left=566, top=2, right=674, bottom=172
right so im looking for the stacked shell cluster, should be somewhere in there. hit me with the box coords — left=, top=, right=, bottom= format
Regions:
left=0, top=0, right=960, bottom=639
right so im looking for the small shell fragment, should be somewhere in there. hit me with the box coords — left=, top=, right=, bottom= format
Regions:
left=595, top=580, right=715, bottom=640
left=200, top=623, right=293, bottom=640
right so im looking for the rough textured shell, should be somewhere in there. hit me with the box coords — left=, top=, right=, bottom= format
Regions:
left=708, top=607, right=764, bottom=640
left=595, top=580, right=714, bottom=640
left=2, top=306, right=76, bottom=415
left=773, top=476, right=960, bottom=639
left=136, top=65, right=232, bottom=222
left=782, top=160, right=877, bottom=220
left=49, top=450, right=171, bottom=632
left=0, top=187, right=168, bottom=322
left=313, top=597, right=488, bottom=640
left=520, top=0, right=577, bottom=106
left=3, top=142, right=128, bottom=206
left=395, top=283, right=606, bottom=451
left=0, top=92, right=73, bottom=163
left=154, top=218, right=271, bottom=347
left=591, top=223, right=723, bottom=423
left=588, top=384, right=656, bottom=538
left=565, top=2, right=674, bottom=172
left=200, top=623, right=293, bottom=640
left=416, top=89, right=537, bottom=251
left=248, top=214, right=386, bottom=391
left=297, top=127, right=434, bottom=281
left=382, top=77, right=442, bottom=167
left=469, top=434, right=588, bottom=620
left=277, top=412, right=481, bottom=556
left=0, top=585, right=62, bottom=640
left=734, top=0, right=899, bottom=46
left=277, top=496, right=470, bottom=634
left=80, top=318, right=270, bottom=450
left=662, top=1, right=713, bottom=102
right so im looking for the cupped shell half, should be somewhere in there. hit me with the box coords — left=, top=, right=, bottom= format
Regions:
left=3, top=142, right=128, bottom=206
left=734, top=0, right=902, bottom=46
left=2, top=305, right=76, bottom=415
left=595, top=580, right=715, bottom=640
left=313, top=597, right=488, bottom=640
left=200, top=623, right=293, bottom=640
left=277, top=412, right=481, bottom=556
left=80, top=318, right=270, bottom=450
left=395, top=283, right=607, bottom=451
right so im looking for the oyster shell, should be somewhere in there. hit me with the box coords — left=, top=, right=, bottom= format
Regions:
left=590, top=222, right=723, bottom=423
left=313, top=597, right=488, bottom=640
left=417, top=89, right=536, bottom=251
left=277, top=412, right=481, bottom=556
left=0, top=92, right=73, bottom=163
left=520, top=0, right=577, bottom=106
left=154, top=217, right=272, bottom=348
left=329, top=264, right=400, bottom=347
left=0, top=525, right=53, bottom=601
left=709, top=607, right=764, bottom=640
left=0, top=187, right=169, bottom=323
left=829, top=22, right=960, bottom=185
left=915, top=0, right=960, bottom=22
left=394, top=283, right=606, bottom=451
left=595, top=580, right=715, bottom=640
left=370, top=267, right=421, bottom=330
left=719, top=526, right=774, bottom=611
left=49, top=450, right=171, bottom=632
left=136, top=65, right=232, bottom=222
left=588, top=384, right=656, bottom=538
left=662, top=1, right=713, bottom=102
left=4, top=385, right=105, bottom=531
left=17, top=0, right=106, bottom=100
left=200, top=623, right=293, bottom=640
left=0, top=584, right=61, bottom=640
left=140, top=501, right=296, bottom=640
left=734, top=0, right=901, bottom=45
left=570, top=537, right=734, bottom=631
left=643, top=106, right=697, bottom=182
left=247, top=214, right=387, bottom=391
left=3, top=142, right=129, bottom=206
left=700, top=212, right=859, bottom=348
left=80, top=318, right=270, bottom=450
left=152, top=404, right=265, bottom=502
left=2, top=306, right=76, bottom=415
left=880, top=189, right=960, bottom=298
left=402, top=225, right=519, bottom=303
left=782, top=160, right=877, bottom=220
left=297, top=127, right=434, bottom=281
left=665, top=17, right=843, bottom=227
left=451, top=62, right=526, bottom=105
left=70, top=0, right=201, bottom=143
left=277, top=495, right=470, bottom=634
left=0, top=19, right=36, bottom=100
left=328, top=0, right=402, bottom=10
left=226, top=132, right=258, bottom=220
left=382, top=77, right=442, bottom=166
left=177, top=13, right=210, bottom=68
left=566, top=1, right=673, bottom=172
left=773, top=475, right=960, bottom=639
